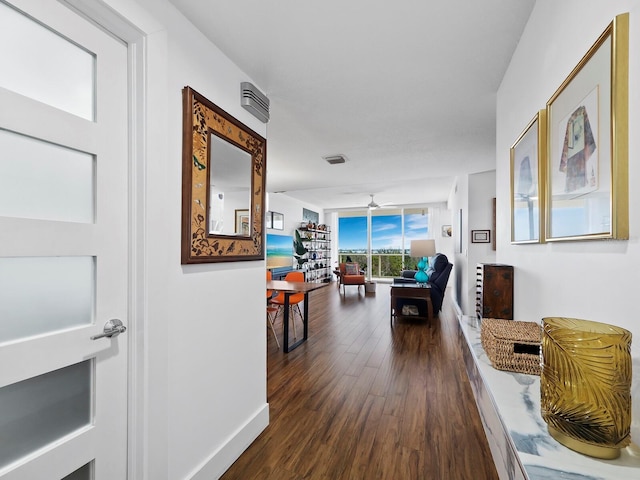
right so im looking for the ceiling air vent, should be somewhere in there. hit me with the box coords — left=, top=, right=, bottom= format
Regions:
left=323, top=154, right=348, bottom=165
left=240, top=82, right=270, bottom=123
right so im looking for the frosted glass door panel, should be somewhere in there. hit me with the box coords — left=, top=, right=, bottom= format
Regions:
left=0, top=257, right=94, bottom=343
left=0, top=2, right=95, bottom=120
left=63, top=462, right=92, bottom=480
left=0, top=129, right=94, bottom=223
left=0, top=361, right=91, bottom=469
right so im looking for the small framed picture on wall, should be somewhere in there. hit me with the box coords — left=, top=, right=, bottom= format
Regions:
left=272, top=212, right=284, bottom=230
left=471, top=230, right=491, bottom=243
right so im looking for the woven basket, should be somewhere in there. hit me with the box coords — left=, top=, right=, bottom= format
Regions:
left=481, top=318, right=541, bottom=375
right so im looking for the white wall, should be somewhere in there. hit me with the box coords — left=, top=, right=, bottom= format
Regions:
left=266, top=193, right=325, bottom=237
left=427, top=204, right=454, bottom=260
left=102, top=0, right=272, bottom=478
left=164, top=6, right=269, bottom=479
left=447, top=171, right=497, bottom=316
left=467, top=170, right=497, bottom=312
left=497, top=0, right=640, bottom=438
left=448, top=176, right=468, bottom=313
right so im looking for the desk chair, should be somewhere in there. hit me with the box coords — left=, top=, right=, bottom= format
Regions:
left=266, top=270, right=280, bottom=348
left=270, top=271, right=305, bottom=340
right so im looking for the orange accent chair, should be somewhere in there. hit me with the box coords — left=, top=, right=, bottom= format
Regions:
left=338, top=262, right=366, bottom=294
left=270, top=271, right=305, bottom=339
left=266, top=270, right=280, bottom=348
left=266, top=270, right=274, bottom=300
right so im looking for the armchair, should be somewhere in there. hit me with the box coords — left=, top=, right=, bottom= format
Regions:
left=338, top=262, right=366, bottom=294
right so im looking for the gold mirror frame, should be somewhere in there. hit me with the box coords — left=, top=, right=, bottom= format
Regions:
left=181, top=86, right=266, bottom=264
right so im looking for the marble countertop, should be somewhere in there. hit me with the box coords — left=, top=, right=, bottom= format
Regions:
left=457, top=315, right=640, bottom=480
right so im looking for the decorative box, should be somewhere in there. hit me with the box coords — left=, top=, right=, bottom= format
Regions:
left=481, top=318, right=541, bottom=375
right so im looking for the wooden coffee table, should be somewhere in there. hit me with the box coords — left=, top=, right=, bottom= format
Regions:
left=390, top=283, right=433, bottom=326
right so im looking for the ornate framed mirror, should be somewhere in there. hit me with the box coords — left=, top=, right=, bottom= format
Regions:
left=181, top=86, right=266, bottom=263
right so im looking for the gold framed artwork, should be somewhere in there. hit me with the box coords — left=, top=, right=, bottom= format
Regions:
left=181, top=86, right=266, bottom=263
left=545, top=13, right=628, bottom=242
left=235, top=209, right=250, bottom=236
left=510, top=110, right=546, bottom=244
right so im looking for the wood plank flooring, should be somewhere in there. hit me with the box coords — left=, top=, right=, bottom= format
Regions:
left=221, top=282, right=498, bottom=480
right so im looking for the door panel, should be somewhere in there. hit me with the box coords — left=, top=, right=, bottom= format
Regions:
left=0, top=361, right=91, bottom=468
left=0, top=256, right=93, bottom=343
left=0, top=0, right=95, bottom=120
left=1, top=431, right=97, bottom=480
left=0, top=130, right=95, bottom=223
left=0, top=0, right=129, bottom=478
left=63, top=463, right=92, bottom=480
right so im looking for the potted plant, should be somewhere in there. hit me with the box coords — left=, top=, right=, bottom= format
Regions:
left=293, top=230, right=309, bottom=269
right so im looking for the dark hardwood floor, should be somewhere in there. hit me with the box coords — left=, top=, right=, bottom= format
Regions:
left=221, top=282, right=498, bottom=480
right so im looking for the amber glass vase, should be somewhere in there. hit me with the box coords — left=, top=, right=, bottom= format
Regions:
left=540, top=317, right=632, bottom=459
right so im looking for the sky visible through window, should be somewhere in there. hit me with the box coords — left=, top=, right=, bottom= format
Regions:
left=339, top=213, right=428, bottom=252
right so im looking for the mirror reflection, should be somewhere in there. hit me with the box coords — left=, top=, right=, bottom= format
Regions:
left=208, top=133, right=252, bottom=235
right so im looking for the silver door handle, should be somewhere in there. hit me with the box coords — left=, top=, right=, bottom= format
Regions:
left=91, top=319, right=127, bottom=340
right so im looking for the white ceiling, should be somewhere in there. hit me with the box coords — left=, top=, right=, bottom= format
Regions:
left=169, top=0, right=535, bottom=210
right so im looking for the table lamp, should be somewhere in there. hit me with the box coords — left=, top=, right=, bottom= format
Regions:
left=410, top=239, right=436, bottom=285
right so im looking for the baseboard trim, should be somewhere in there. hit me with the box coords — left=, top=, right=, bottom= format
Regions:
left=188, top=403, right=269, bottom=480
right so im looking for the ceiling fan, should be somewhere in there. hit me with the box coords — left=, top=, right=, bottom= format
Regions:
left=366, top=194, right=392, bottom=210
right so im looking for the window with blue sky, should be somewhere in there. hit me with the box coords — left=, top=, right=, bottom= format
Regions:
left=338, top=208, right=429, bottom=252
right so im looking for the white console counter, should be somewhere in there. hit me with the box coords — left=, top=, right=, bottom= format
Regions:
left=456, top=315, right=640, bottom=479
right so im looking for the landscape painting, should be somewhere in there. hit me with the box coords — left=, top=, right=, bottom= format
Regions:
left=266, top=234, right=293, bottom=268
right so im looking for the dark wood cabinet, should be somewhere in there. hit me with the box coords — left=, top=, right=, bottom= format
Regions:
left=476, top=264, right=513, bottom=320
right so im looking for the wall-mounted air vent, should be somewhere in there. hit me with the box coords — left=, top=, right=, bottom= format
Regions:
left=240, top=82, right=270, bottom=123
left=323, top=154, right=348, bottom=165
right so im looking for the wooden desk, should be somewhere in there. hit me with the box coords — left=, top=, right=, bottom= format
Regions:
left=390, top=283, right=433, bottom=326
left=267, top=280, right=328, bottom=352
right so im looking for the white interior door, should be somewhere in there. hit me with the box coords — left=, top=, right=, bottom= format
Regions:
left=0, top=0, right=129, bottom=478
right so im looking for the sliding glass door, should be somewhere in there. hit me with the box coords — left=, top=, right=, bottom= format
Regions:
left=337, top=208, right=429, bottom=279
